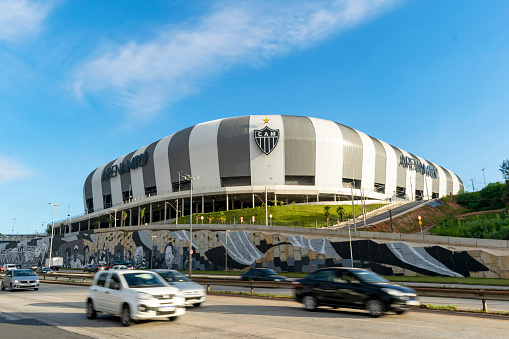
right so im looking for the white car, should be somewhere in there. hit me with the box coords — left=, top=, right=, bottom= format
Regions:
left=86, top=270, right=186, bottom=326
left=151, top=270, right=206, bottom=307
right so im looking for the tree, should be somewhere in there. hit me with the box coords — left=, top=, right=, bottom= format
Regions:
left=122, top=211, right=128, bottom=226
left=206, top=213, right=213, bottom=224
left=92, top=216, right=102, bottom=229
left=140, top=208, right=146, bottom=224
left=323, top=206, right=331, bottom=226
left=336, top=206, right=345, bottom=222
left=501, top=160, right=509, bottom=182
left=218, top=211, right=226, bottom=224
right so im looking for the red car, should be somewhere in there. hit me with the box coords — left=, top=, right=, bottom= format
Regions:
left=105, top=264, right=115, bottom=270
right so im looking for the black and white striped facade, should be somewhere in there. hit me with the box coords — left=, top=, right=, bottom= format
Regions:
left=83, top=115, right=463, bottom=217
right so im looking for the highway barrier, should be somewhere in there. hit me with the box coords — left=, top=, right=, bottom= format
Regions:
left=26, top=272, right=509, bottom=312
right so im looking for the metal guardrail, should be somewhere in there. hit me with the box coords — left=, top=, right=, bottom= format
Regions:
left=26, top=273, right=509, bottom=312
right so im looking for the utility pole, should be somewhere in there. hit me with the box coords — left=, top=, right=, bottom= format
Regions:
left=265, top=186, right=268, bottom=226
left=351, top=181, right=356, bottom=231
left=471, top=178, right=475, bottom=192
left=482, top=169, right=486, bottom=188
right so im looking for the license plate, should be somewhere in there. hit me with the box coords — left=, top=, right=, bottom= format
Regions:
left=406, top=300, right=420, bottom=306
left=159, top=305, right=175, bottom=311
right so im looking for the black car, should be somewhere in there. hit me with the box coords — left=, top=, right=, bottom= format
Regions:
left=240, top=268, right=289, bottom=282
left=83, top=264, right=105, bottom=273
left=293, top=267, right=420, bottom=317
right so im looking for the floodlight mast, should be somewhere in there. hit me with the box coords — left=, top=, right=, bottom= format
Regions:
left=47, top=203, right=61, bottom=269
left=181, top=174, right=200, bottom=277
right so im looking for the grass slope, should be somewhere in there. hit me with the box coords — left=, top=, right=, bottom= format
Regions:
left=176, top=202, right=387, bottom=228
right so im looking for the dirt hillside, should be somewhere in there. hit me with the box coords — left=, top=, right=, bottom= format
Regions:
left=367, top=198, right=468, bottom=234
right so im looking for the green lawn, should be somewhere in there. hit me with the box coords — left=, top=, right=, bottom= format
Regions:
left=429, top=211, right=509, bottom=240
left=383, top=275, right=509, bottom=286
left=176, top=202, right=387, bottom=228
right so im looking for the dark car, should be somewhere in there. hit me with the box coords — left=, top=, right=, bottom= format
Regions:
left=35, top=267, right=53, bottom=274
left=240, top=268, right=289, bottom=282
left=293, top=267, right=420, bottom=317
left=84, top=264, right=105, bottom=273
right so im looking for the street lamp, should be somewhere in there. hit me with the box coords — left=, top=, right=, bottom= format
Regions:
left=181, top=173, right=200, bottom=277
left=151, top=235, right=156, bottom=269
left=47, top=203, right=61, bottom=269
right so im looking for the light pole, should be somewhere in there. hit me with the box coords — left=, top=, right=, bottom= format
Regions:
left=182, top=174, right=200, bottom=277
left=482, top=168, right=487, bottom=188
left=47, top=203, right=61, bottom=269
left=151, top=235, right=156, bottom=269
left=225, top=229, right=229, bottom=275
left=12, top=218, right=15, bottom=234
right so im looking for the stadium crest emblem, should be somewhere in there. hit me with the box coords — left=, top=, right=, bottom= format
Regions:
left=255, top=119, right=279, bottom=155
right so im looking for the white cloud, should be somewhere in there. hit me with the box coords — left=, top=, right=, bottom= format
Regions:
left=0, top=0, right=54, bottom=42
left=74, top=0, right=398, bottom=122
left=0, top=156, right=34, bottom=184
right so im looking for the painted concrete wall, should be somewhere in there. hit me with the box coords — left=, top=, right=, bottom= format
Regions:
left=1, top=229, right=508, bottom=278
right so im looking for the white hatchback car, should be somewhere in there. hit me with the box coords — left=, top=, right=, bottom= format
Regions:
left=86, top=270, right=186, bottom=326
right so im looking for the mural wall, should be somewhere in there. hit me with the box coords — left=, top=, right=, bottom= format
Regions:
left=1, top=229, right=508, bottom=278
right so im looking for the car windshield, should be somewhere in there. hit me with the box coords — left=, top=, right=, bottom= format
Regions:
left=157, top=271, right=191, bottom=282
left=123, top=272, right=166, bottom=288
left=256, top=269, right=277, bottom=275
left=13, top=269, right=36, bottom=277
left=353, top=270, right=389, bottom=283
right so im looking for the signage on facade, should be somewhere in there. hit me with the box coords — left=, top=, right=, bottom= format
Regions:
left=399, top=155, right=437, bottom=179
left=254, top=118, right=279, bottom=155
left=101, top=152, right=149, bottom=181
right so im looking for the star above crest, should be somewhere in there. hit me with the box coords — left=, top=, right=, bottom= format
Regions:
left=263, top=117, right=270, bottom=124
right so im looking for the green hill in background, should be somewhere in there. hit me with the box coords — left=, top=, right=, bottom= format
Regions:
left=176, top=201, right=387, bottom=228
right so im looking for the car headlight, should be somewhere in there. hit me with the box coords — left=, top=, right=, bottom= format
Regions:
left=14, top=280, right=19, bottom=283
left=382, top=288, right=407, bottom=297
left=137, top=292, right=155, bottom=300
left=175, top=291, right=185, bottom=298
left=35, top=279, right=39, bottom=283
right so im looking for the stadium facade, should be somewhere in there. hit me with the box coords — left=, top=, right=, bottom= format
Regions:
left=79, top=115, right=462, bottom=228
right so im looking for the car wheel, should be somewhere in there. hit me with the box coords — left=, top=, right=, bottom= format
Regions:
left=194, top=303, right=202, bottom=308
left=9, top=284, right=14, bottom=292
left=302, top=295, right=318, bottom=311
left=395, top=310, right=406, bottom=315
left=86, top=300, right=97, bottom=319
left=169, top=316, right=179, bottom=321
left=0, top=282, right=4, bottom=291
left=365, top=299, right=385, bottom=317
left=121, top=304, right=132, bottom=327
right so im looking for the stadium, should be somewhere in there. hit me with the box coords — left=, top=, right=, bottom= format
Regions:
left=74, top=115, right=462, bottom=229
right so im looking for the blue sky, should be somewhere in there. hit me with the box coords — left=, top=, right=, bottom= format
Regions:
left=1, top=0, right=509, bottom=235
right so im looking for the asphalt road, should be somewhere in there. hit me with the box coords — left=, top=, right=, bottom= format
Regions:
left=0, top=283, right=508, bottom=338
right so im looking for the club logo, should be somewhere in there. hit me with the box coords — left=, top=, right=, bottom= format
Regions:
left=254, top=124, right=279, bottom=155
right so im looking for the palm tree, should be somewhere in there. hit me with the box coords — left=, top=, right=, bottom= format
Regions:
left=336, top=206, right=345, bottom=222
left=324, top=206, right=331, bottom=226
